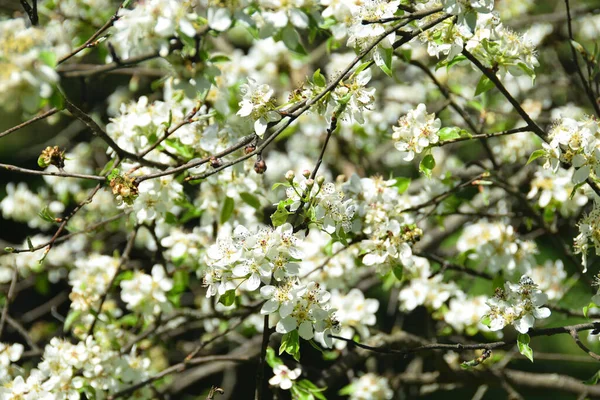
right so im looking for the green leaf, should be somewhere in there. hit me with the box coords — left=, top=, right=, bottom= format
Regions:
left=392, top=263, right=403, bottom=280
left=26, top=237, right=34, bottom=252
left=338, top=383, right=355, bottom=396
left=375, top=46, right=393, bottom=77
left=209, top=54, right=231, bottom=63
left=271, top=201, right=290, bottom=227
left=218, top=289, right=236, bottom=306
left=517, top=333, right=533, bottom=362
left=171, top=269, right=189, bottom=293
left=436, top=54, right=466, bottom=71
left=312, top=69, right=326, bottom=87
left=584, top=370, right=600, bottom=385
left=492, top=273, right=504, bottom=290
left=271, top=182, right=291, bottom=191
left=265, top=347, right=283, bottom=368
left=438, top=127, right=462, bottom=141
left=38, top=207, right=56, bottom=223
left=526, top=149, right=546, bottom=165
left=474, top=75, right=495, bottom=96
left=584, top=302, right=596, bottom=318
left=239, top=192, right=261, bottom=209
left=64, top=310, right=82, bottom=331
left=279, top=330, right=301, bottom=361
left=392, top=177, right=411, bottom=194
left=517, top=62, right=535, bottom=79
left=39, top=50, right=57, bottom=67
left=419, top=154, right=436, bottom=178
left=220, top=196, right=235, bottom=224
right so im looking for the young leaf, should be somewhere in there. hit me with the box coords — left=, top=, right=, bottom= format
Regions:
left=419, top=154, right=436, bottom=178
left=218, top=289, right=236, bottom=306
left=526, top=149, right=546, bottom=165
left=220, top=196, right=235, bottom=224
left=474, top=75, right=495, bottom=96
left=517, top=333, right=534, bottom=362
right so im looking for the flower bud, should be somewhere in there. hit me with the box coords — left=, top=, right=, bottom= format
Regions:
left=209, top=156, right=221, bottom=168
left=285, top=170, right=295, bottom=181
left=302, top=169, right=311, bottom=178
left=305, top=179, right=314, bottom=188
left=316, top=175, right=325, bottom=186
left=254, top=159, right=267, bottom=174
left=245, top=144, right=256, bottom=154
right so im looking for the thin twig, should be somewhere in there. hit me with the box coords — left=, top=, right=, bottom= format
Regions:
left=0, top=267, right=18, bottom=340
left=88, top=227, right=138, bottom=335
left=0, top=108, right=59, bottom=139
left=0, top=163, right=105, bottom=181
left=565, top=0, right=600, bottom=117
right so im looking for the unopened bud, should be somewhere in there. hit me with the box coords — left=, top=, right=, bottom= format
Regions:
left=285, top=170, right=295, bottom=181
left=302, top=169, right=311, bottom=178
left=245, top=144, right=256, bottom=154
left=306, top=179, right=315, bottom=188
left=316, top=175, right=325, bottom=186
left=209, top=156, right=221, bottom=168
left=254, top=159, right=267, bottom=174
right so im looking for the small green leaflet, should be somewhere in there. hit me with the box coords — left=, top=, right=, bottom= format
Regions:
left=526, top=149, right=546, bottom=165
left=517, top=333, right=533, bottom=362
left=474, top=75, right=495, bottom=96
left=220, top=196, right=235, bottom=224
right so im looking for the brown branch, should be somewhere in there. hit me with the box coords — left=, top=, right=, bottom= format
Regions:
left=63, top=98, right=169, bottom=169
left=565, top=0, right=600, bottom=117
left=0, top=267, right=18, bottom=340
left=57, top=1, right=124, bottom=65
left=88, top=227, right=138, bottom=335
left=330, top=322, right=600, bottom=356
left=0, top=108, right=59, bottom=139
left=0, top=163, right=105, bottom=181
left=108, top=355, right=253, bottom=399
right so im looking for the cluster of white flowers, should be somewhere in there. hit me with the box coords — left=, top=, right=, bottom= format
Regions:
left=527, top=167, right=589, bottom=217
left=342, top=175, right=420, bottom=270
left=120, top=265, right=174, bottom=318
left=574, top=204, right=600, bottom=270
left=285, top=173, right=357, bottom=236
left=202, top=222, right=341, bottom=343
left=110, top=0, right=199, bottom=59
left=457, top=220, right=538, bottom=276
left=0, top=18, right=68, bottom=112
left=483, top=275, right=551, bottom=334
left=422, top=10, right=538, bottom=78
left=530, top=259, right=567, bottom=301
left=0, top=182, right=64, bottom=230
left=0, top=343, right=24, bottom=384
left=398, top=256, right=458, bottom=312
left=328, top=289, right=379, bottom=349
left=541, top=116, right=600, bottom=185
left=237, top=78, right=282, bottom=138
left=392, top=103, right=441, bottom=161
left=0, top=337, right=153, bottom=399
left=444, top=294, right=491, bottom=335
left=348, top=373, right=394, bottom=400
left=69, top=254, right=119, bottom=312
left=346, top=1, right=400, bottom=51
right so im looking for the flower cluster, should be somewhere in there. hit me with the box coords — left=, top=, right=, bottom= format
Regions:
left=0, top=337, right=153, bottom=399
left=0, top=18, right=68, bottom=112
left=541, top=116, right=600, bottom=185
left=346, top=373, right=394, bottom=400
left=237, top=78, right=282, bottom=138
left=0, top=343, right=24, bottom=384
left=574, top=203, right=600, bottom=270
left=392, top=103, right=441, bottom=161
left=457, top=220, right=538, bottom=276
left=483, top=275, right=551, bottom=334
left=69, top=254, right=119, bottom=312
left=120, top=265, right=174, bottom=318
left=110, top=0, right=199, bottom=59
left=328, top=289, right=379, bottom=349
